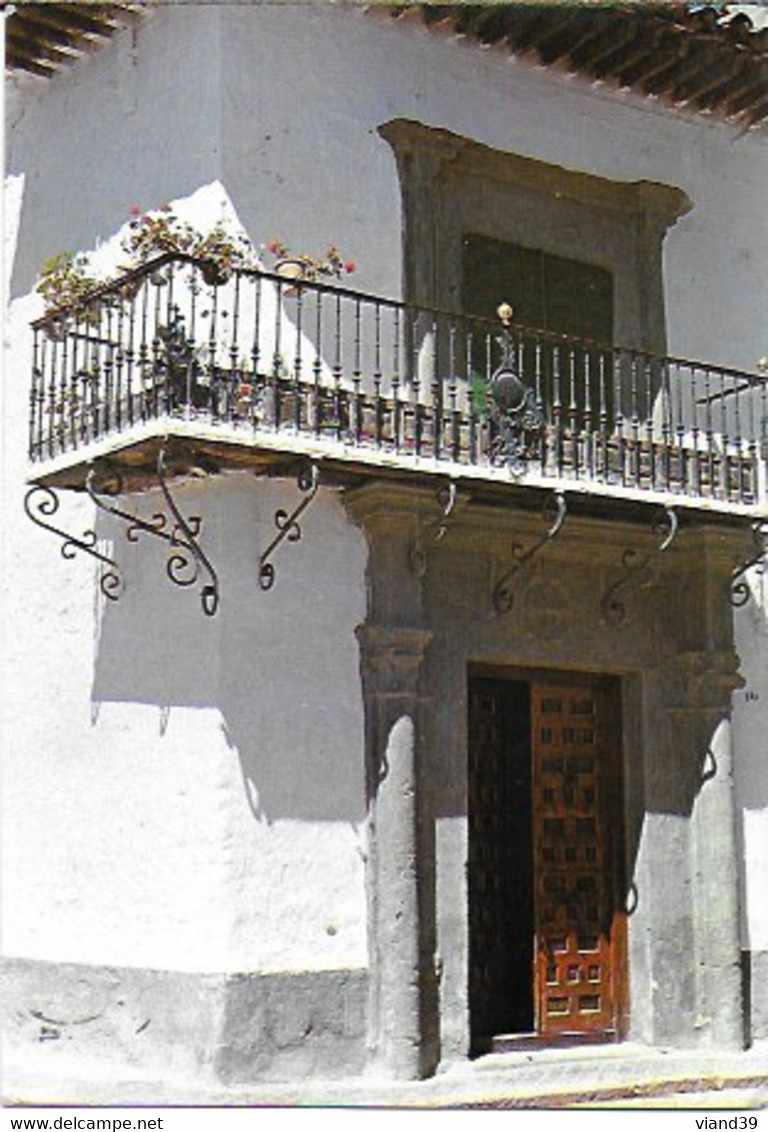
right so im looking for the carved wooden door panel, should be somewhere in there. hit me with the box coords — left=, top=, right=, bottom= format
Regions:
left=531, top=678, right=626, bottom=1036
left=468, top=672, right=626, bottom=1046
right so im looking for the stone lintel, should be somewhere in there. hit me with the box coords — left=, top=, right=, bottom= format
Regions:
left=379, top=118, right=692, bottom=227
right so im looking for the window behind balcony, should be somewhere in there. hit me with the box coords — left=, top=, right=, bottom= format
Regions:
left=462, top=234, right=613, bottom=345
left=462, top=234, right=615, bottom=423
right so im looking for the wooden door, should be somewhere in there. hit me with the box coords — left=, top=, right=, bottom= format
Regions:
left=531, top=678, right=626, bottom=1036
left=468, top=672, right=626, bottom=1045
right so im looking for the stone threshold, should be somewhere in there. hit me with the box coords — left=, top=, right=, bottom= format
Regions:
left=3, top=1043, right=767, bottom=1109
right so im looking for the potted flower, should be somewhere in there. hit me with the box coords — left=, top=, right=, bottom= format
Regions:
left=194, top=222, right=257, bottom=285
left=123, top=203, right=198, bottom=262
left=36, top=252, right=101, bottom=333
left=266, top=239, right=356, bottom=291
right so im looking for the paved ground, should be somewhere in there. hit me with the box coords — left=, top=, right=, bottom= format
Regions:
left=4, top=1042, right=768, bottom=1109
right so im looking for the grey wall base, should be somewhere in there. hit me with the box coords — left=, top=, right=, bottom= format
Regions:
left=746, top=949, right=768, bottom=1045
left=1, top=957, right=367, bottom=1085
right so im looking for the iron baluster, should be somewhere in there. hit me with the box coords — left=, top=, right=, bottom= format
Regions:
left=431, top=311, right=442, bottom=460
left=392, top=305, right=402, bottom=453
left=568, top=341, right=578, bottom=477
left=271, top=280, right=283, bottom=430
left=553, top=343, right=563, bottom=476
left=373, top=301, right=383, bottom=448
left=704, top=365, right=715, bottom=498
left=660, top=359, right=672, bottom=490
left=466, top=323, right=478, bottom=466
left=229, top=269, right=242, bottom=420
left=598, top=351, right=608, bottom=483
left=124, top=280, right=137, bottom=428
left=69, top=330, right=81, bottom=453
left=46, top=334, right=59, bottom=458
left=583, top=348, right=593, bottom=478
left=58, top=317, right=71, bottom=455
left=534, top=336, right=547, bottom=473
left=352, top=297, right=363, bottom=445
left=630, top=352, right=640, bottom=488
left=250, top=272, right=263, bottom=425
left=333, top=290, right=343, bottom=441
left=313, top=289, right=324, bottom=438
left=101, top=298, right=113, bottom=436
left=448, top=317, right=459, bottom=461
left=137, top=278, right=151, bottom=422
left=733, top=368, right=744, bottom=503
left=690, top=362, right=702, bottom=497
left=411, top=308, right=422, bottom=457
left=719, top=367, right=730, bottom=500
left=613, top=348, right=625, bottom=487
left=292, top=287, right=305, bottom=433
left=673, top=359, right=686, bottom=494
left=29, top=329, right=41, bottom=461
left=644, top=356, right=655, bottom=489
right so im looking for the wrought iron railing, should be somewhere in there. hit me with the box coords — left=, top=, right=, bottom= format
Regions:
left=29, top=253, right=768, bottom=507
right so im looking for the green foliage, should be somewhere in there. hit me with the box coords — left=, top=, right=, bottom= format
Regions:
left=36, top=252, right=100, bottom=313
left=471, top=372, right=490, bottom=418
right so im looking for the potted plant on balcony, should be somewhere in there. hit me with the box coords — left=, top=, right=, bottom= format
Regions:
left=36, top=252, right=101, bottom=335
left=266, top=239, right=356, bottom=292
left=123, top=205, right=258, bottom=285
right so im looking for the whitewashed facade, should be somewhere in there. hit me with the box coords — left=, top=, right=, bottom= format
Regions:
left=3, top=2, right=767, bottom=1087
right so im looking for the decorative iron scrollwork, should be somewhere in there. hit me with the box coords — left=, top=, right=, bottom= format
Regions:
left=601, top=505, right=681, bottom=626
left=258, top=462, right=320, bottom=590
left=488, top=303, right=544, bottom=472
left=731, top=521, right=767, bottom=608
left=492, top=490, right=567, bottom=614
left=156, top=445, right=220, bottom=615
left=24, top=483, right=123, bottom=601
left=86, top=454, right=219, bottom=615
left=654, top=505, right=679, bottom=552
left=600, top=548, right=653, bottom=627
left=410, top=481, right=459, bottom=577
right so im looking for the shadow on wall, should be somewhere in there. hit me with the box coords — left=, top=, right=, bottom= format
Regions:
left=91, top=473, right=368, bottom=824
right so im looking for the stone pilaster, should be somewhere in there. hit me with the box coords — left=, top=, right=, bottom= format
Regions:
left=356, top=624, right=436, bottom=1079
left=345, top=481, right=440, bottom=1079
left=649, top=645, right=745, bottom=1049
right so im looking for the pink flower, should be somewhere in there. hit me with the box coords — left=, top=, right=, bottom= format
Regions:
left=128, top=205, right=142, bottom=217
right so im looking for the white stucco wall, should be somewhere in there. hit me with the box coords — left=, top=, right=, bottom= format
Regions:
left=4, top=1, right=767, bottom=979
left=2, top=206, right=369, bottom=974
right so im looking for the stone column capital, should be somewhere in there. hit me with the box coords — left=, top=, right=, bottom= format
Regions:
left=356, top=625, right=433, bottom=699
left=659, top=648, right=744, bottom=715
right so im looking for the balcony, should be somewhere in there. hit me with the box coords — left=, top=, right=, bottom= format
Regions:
left=28, top=253, right=768, bottom=519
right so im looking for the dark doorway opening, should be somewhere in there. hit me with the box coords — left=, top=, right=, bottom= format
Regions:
left=468, top=677, right=534, bottom=1047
